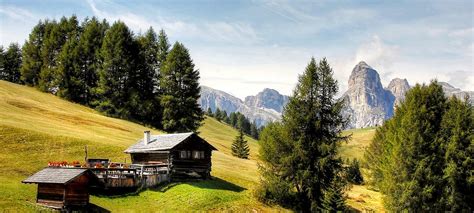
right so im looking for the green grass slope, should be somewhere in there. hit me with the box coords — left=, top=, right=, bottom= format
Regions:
left=0, top=80, right=383, bottom=212
left=0, top=80, right=281, bottom=212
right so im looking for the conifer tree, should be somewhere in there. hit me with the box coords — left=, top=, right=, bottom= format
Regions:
left=321, top=176, right=347, bottom=212
left=56, top=35, right=81, bottom=101
left=21, top=21, right=45, bottom=86
left=1, top=43, right=22, bottom=83
left=39, top=16, right=79, bottom=92
left=160, top=42, right=203, bottom=132
left=96, top=21, right=137, bottom=118
left=258, top=58, right=348, bottom=211
left=75, top=17, right=108, bottom=105
left=232, top=129, right=250, bottom=159
left=136, top=27, right=161, bottom=125
left=0, top=46, right=4, bottom=80
left=439, top=96, right=474, bottom=211
left=363, top=81, right=474, bottom=211
left=214, top=108, right=222, bottom=121
left=206, top=107, right=213, bottom=116
left=250, top=122, right=259, bottom=139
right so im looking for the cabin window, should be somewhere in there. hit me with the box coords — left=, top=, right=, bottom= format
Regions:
left=180, top=150, right=191, bottom=159
left=192, top=151, right=206, bottom=159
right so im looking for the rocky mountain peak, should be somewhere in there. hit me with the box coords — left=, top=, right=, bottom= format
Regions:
left=244, top=88, right=289, bottom=114
left=386, top=78, right=410, bottom=106
left=343, top=62, right=394, bottom=128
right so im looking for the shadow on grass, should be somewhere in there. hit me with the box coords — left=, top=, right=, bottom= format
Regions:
left=91, top=177, right=246, bottom=199
left=187, top=177, right=246, bottom=192
left=65, top=203, right=110, bottom=213
left=149, top=177, right=246, bottom=193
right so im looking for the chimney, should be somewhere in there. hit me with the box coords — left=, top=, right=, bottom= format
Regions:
left=144, top=131, right=151, bottom=145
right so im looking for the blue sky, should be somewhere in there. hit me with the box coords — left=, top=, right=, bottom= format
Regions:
left=1, top=0, right=472, bottom=99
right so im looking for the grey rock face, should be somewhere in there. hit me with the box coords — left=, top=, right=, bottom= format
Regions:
left=244, top=88, right=289, bottom=113
left=439, top=82, right=474, bottom=103
left=199, top=86, right=282, bottom=127
left=343, top=61, right=394, bottom=129
left=386, top=78, right=411, bottom=106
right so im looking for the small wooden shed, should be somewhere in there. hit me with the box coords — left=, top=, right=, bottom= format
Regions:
left=22, top=168, right=99, bottom=209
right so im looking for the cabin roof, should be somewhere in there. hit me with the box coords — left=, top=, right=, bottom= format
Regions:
left=22, top=168, right=89, bottom=184
left=124, top=132, right=217, bottom=153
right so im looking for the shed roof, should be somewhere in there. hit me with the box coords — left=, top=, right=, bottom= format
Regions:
left=124, top=132, right=217, bottom=153
left=22, top=168, right=89, bottom=184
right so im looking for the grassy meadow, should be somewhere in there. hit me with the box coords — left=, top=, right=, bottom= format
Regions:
left=0, top=80, right=382, bottom=212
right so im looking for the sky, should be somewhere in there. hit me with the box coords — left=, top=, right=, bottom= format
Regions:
left=1, top=0, right=473, bottom=99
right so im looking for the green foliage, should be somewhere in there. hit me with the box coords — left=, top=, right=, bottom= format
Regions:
left=39, top=16, right=79, bottom=92
left=20, top=21, right=44, bottom=86
left=258, top=58, right=348, bottom=211
left=321, top=176, right=347, bottom=212
left=439, top=96, right=474, bottom=211
left=0, top=43, right=22, bottom=83
left=160, top=42, right=203, bottom=132
left=346, top=158, right=363, bottom=185
left=232, top=129, right=250, bottom=159
left=96, top=21, right=137, bottom=118
left=75, top=17, right=109, bottom=105
left=364, top=81, right=474, bottom=211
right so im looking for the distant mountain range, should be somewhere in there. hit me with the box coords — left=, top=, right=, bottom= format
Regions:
left=199, top=61, right=473, bottom=128
left=199, top=86, right=289, bottom=127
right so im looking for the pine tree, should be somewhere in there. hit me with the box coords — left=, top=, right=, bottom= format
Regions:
left=346, top=158, right=363, bottom=184
left=0, top=46, right=4, bottom=80
left=96, top=21, right=137, bottom=118
left=39, top=16, right=79, bottom=92
left=232, top=129, right=250, bottom=159
left=76, top=17, right=108, bottom=105
left=250, top=122, right=259, bottom=139
left=160, top=42, right=203, bottom=132
left=21, top=20, right=45, bottom=86
left=439, top=96, right=474, bottom=211
left=258, top=57, right=348, bottom=211
left=214, top=108, right=222, bottom=121
left=321, top=177, right=347, bottom=212
left=56, top=35, right=81, bottom=101
left=229, top=112, right=237, bottom=127
left=206, top=107, right=213, bottom=116
left=136, top=27, right=161, bottom=126
left=1, top=43, right=22, bottom=83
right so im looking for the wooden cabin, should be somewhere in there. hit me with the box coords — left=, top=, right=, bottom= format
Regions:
left=125, top=131, right=217, bottom=180
left=22, top=168, right=99, bottom=209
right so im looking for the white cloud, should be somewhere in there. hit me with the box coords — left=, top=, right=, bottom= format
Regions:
left=86, top=0, right=260, bottom=45
left=0, top=6, right=36, bottom=21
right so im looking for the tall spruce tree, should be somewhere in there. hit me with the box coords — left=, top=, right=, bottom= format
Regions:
left=21, top=20, right=45, bottom=86
left=96, top=21, right=137, bottom=118
left=75, top=17, right=108, bottom=105
left=136, top=27, right=161, bottom=126
left=258, top=58, right=348, bottom=211
left=1, top=43, right=22, bottom=83
left=439, top=96, right=474, bottom=211
left=39, top=16, right=79, bottom=92
left=232, top=129, right=250, bottom=159
left=0, top=46, right=4, bottom=80
left=160, top=42, right=203, bottom=132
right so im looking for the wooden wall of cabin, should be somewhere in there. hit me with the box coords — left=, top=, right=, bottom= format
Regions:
left=170, top=137, right=213, bottom=175
left=130, top=153, right=169, bottom=164
left=64, top=175, right=89, bottom=206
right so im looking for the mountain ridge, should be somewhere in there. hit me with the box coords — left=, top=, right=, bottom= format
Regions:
left=200, top=62, right=473, bottom=128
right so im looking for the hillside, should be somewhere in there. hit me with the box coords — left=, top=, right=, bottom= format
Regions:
left=0, top=80, right=382, bottom=212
